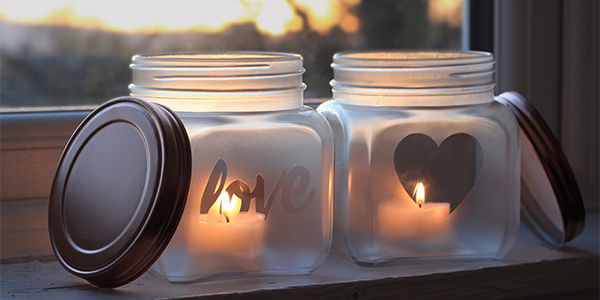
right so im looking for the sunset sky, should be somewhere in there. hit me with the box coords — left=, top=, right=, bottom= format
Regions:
left=0, top=0, right=461, bottom=36
left=0, top=0, right=363, bottom=35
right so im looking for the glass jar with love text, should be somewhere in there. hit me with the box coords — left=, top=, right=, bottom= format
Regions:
left=130, top=52, right=334, bottom=282
left=317, top=51, right=520, bottom=264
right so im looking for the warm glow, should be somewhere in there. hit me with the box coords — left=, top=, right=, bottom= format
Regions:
left=254, top=0, right=302, bottom=35
left=413, top=182, right=426, bottom=208
left=293, top=0, right=360, bottom=35
left=0, top=0, right=361, bottom=35
left=339, top=13, right=360, bottom=34
left=428, top=0, right=463, bottom=28
left=218, top=191, right=242, bottom=223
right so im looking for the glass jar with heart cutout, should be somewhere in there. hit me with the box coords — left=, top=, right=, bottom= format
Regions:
left=318, top=51, right=520, bottom=263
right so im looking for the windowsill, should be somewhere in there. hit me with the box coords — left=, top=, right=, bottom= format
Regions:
left=1, top=102, right=598, bottom=298
left=3, top=211, right=598, bottom=299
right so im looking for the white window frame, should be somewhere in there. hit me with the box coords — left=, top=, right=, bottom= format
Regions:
left=1, top=109, right=91, bottom=258
left=494, top=0, right=599, bottom=210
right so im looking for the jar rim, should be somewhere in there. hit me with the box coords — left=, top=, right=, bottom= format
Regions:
left=330, top=51, right=495, bottom=107
left=132, top=51, right=302, bottom=66
left=129, top=51, right=305, bottom=112
left=332, top=51, right=493, bottom=68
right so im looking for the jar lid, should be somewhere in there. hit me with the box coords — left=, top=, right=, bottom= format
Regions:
left=495, top=92, right=585, bottom=247
left=48, top=97, right=191, bottom=288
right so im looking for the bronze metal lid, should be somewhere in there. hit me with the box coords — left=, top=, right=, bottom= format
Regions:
left=496, top=91, right=585, bottom=247
left=48, top=97, right=191, bottom=288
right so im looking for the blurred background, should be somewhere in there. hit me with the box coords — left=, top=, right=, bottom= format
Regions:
left=0, top=0, right=464, bottom=108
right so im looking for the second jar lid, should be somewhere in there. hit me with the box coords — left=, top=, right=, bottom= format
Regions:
left=496, top=92, right=585, bottom=248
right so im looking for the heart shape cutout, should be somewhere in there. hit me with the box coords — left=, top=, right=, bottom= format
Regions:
left=394, top=133, right=483, bottom=212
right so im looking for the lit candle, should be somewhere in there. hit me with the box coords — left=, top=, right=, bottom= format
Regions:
left=216, top=191, right=241, bottom=223
left=414, top=182, right=426, bottom=208
left=378, top=182, right=450, bottom=239
left=194, top=191, right=266, bottom=256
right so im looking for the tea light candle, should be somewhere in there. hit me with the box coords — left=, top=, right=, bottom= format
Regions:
left=195, top=191, right=265, bottom=256
left=378, top=182, right=450, bottom=238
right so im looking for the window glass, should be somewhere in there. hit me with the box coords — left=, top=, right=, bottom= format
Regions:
left=0, top=0, right=464, bottom=108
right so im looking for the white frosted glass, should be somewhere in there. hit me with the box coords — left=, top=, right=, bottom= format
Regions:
left=319, top=51, right=521, bottom=264
left=152, top=110, right=334, bottom=281
left=130, top=52, right=334, bottom=282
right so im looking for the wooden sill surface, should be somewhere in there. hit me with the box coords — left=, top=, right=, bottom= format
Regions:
left=2, top=212, right=598, bottom=300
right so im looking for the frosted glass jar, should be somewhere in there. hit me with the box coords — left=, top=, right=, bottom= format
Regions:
left=49, top=52, right=333, bottom=288
left=317, top=51, right=520, bottom=264
left=128, top=53, right=334, bottom=282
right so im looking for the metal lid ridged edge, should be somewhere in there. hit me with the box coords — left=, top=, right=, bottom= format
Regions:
left=48, top=97, right=191, bottom=288
left=495, top=91, right=585, bottom=247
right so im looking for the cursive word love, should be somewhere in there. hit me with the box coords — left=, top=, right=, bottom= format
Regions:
left=200, top=159, right=315, bottom=220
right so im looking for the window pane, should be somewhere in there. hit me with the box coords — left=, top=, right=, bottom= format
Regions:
left=0, top=0, right=464, bottom=108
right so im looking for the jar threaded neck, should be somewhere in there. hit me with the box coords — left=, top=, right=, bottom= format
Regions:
left=129, top=52, right=305, bottom=112
left=331, top=51, right=495, bottom=107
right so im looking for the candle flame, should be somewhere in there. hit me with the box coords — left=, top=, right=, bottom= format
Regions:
left=218, top=191, right=242, bottom=223
left=413, top=182, right=425, bottom=208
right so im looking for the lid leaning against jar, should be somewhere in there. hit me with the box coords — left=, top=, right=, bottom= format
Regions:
left=49, top=97, right=192, bottom=288
left=49, top=52, right=309, bottom=288
left=129, top=52, right=306, bottom=112
left=496, top=91, right=585, bottom=247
